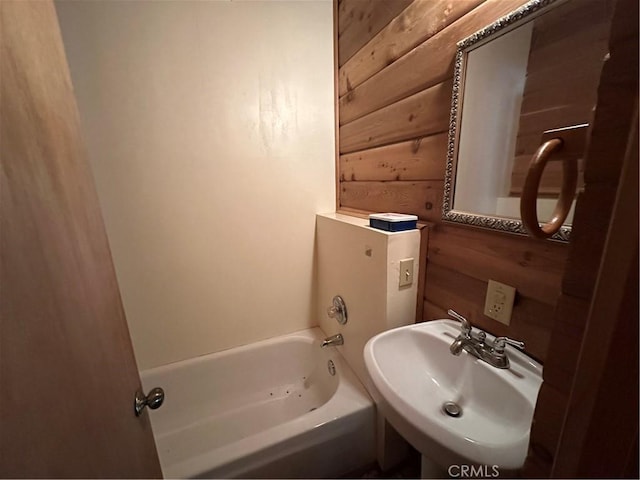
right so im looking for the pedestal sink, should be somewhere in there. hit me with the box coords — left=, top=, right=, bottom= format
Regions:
left=363, top=319, right=543, bottom=472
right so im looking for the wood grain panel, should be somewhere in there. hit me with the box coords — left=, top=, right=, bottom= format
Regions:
left=623, top=435, right=639, bottom=479
left=526, top=384, right=569, bottom=471
left=338, top=0, right=527, bottom=124
left=541, top=296, right=590, bottom=394
left=526, top=23, right=610, bottom=74
left=516, top=105, right=594, bottom=136
left=528, top=0, right=613, bottom=47
left=582, top=25, right=638, bottom=184
left=574, top=249, right=638, bottom=478
left=336, top=0, right=571, bottom=368
left=524, top=1, right=637, bottom=475
left=553, top=105, right=638, bottom=478
left=340, top=133, right=447, bottom=182
left=562, top=185, right=618, bottom=299
left=335, top=3, right=636, bottom=475
left=511, top=155, right=566, bottom=195
left=514, top=126, right=591, bottom=160
left=415, top=224, right=430, bottom=324
left=523, top=54, right=606, bottom=97
left=423, top=263, right=553, bottom=361
left=510, top=155, right=585, bottom=196
left=428, top=224, right=567, bottom=306
left=338, top=0, right=413, bottom=66
left=0, top=1, right=161, bottom=476
left=340, top=180, right=442, bottom=222
left=423, top=300, right=448, bottom=320
left=340, top=79, right=452, bottom=153
left=519, top=78, right=600, bottom=116
left=513, top=11, right=606, bottom=198
left=338, top=0, right=484, bottom=96
left=337, top=0, right=359, bottom=36
left=515, top=131, right=558, bottom=157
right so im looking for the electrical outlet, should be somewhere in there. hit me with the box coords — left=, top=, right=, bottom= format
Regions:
left=484, top=280, right=516, bottom=325
left=399, top=258, right=414, bottom=287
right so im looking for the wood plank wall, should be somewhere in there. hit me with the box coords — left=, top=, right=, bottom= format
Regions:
left=336, top=1, right=637, bottom=476
left=336, top=0, right=572, bottom=363
left=524, top=0, right=637, bottom=474
left=509, top=0, right=612, bottom=196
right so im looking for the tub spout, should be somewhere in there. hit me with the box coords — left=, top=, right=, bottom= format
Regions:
left=322, top=333, right=344, bottom=348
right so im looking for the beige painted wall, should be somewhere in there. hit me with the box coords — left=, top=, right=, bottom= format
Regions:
left=56, top=0, right=335, bottom=369
left=316, top=214, right=420, bottom=386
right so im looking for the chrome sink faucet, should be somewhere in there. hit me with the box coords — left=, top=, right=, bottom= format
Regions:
left=447, top=309, right=524, bottom=369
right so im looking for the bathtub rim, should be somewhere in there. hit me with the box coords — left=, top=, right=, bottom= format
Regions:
left=141, top=326, right=374, bottom=479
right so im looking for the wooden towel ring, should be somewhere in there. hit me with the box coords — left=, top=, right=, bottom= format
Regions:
left=520, top=138, right=578, bottom=240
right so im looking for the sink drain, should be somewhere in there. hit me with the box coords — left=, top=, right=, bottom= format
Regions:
left=443, top=401, right=462, bottom=418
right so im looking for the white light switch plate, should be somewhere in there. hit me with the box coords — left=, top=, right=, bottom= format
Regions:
left=399, top=258, right=414, bottom=287
left=484, top=279, right=516, bottom=325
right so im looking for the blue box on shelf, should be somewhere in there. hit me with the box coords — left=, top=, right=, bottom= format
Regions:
left=369, top=213, right=418, bottom=232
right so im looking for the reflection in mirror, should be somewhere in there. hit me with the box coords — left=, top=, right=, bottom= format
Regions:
left=443, top=0, right=613, bottom=241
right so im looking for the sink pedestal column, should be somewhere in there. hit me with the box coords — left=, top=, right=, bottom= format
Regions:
left=376, top=412, right=411, bottom=471
left=421, top=455, right=447, bottom=479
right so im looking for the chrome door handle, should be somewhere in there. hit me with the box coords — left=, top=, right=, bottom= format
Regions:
left=134, top=387, right=164, bottom=416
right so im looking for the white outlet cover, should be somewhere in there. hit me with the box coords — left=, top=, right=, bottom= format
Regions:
left=484, top=279, right=516, bottom=325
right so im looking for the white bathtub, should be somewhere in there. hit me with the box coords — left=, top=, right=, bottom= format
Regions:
left=141, top=328, right=376, bottom=478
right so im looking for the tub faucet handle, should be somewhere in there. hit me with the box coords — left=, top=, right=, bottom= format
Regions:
left=327, top=295, right=347, bottom=325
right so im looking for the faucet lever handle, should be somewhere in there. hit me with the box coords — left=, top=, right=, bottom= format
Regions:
left=493, top=336, right=525, bottom=353
left=327, top=295, right=348, bottom=325
left=447, top=309, right=471, bottom=335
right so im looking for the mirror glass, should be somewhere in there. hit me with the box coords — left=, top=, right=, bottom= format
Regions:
left=442, top=0, right=613, bottom=241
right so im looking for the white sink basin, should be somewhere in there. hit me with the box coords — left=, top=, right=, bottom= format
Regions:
left=363, top=319, right=543, bottom=470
